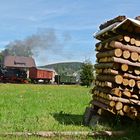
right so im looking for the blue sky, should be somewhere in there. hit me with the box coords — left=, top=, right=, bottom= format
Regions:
left=0, top=0, right=140, bottom=66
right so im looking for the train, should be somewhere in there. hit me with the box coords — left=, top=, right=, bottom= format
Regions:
left=0, top=67, right=77, bottom=84
left=29, top=67, right=54, bottom=84
left=0, top=67, right=28, bottom=83
left=55, top=75, right=77, bottom=84
left=0, top=67, right=54, bottom=84
left=0, top=55, right=77, bottom=84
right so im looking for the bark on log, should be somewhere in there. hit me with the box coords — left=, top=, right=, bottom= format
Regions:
left=106, top=57, right=140, bottom=67
left=110, top=41, right=140, bottom=54
left=107, top=95, right=140, bottom=105
left=99, top=15, right=126, bottom=30
left=94, top=92, right=140, bottom=105
left=92, top=100, right=115, bottom=114
left=96, top=49, right=122, bottom=59
left=0, top=131, right=127, bottom=138
left=94, top=86, right=122, bottom=97
left=131, top=94, right=139, bottom=99
left=102, top=68, right=140, bottom=80
left=95, top=35, right=124, bottom=51
left=94, top=63, right=120, bottom=69
left=94, top=97, right=116, bottom=107
left=96, top=74, right=123, bottom=84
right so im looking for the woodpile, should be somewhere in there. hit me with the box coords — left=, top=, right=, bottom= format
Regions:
left=91, top=16, right=140, bottom=120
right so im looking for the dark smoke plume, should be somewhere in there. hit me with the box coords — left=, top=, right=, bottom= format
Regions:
left=2, top=28, right=71, bottom=64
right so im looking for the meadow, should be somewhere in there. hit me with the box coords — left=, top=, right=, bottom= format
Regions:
left=0, top=84, right=91, bottom=133
left=1, top=84, right=140, bottom=140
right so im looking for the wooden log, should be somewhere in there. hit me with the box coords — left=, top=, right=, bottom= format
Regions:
left=104, top=81, right=114, bottom=88
left=94, top=86, right=122, bottom=97
left=131, top=52, right=139, bottom=61
left=94, top=92, right=123, bottom=102
left=136, top=81, right=140, bottom=89
left=95, top=23, right=119, bottom=41
left=96, top=69, right=103, bottom=74
left=95, top=35, right=124, bottom=49
left=122, top=78, right=129, bottom=86
left=94, top=97, right=116, bottom=107
left=121, top=64, right=128, bottom=72
left=122, top=91, right=131, bottom=98
left=110, top=41, right=140, bottom=54
left=115, top=102, right=123, bottom=111
left=128, top=79, right=135, bottom=88
left=107, top=57, right=140, bottom=67
left=124, top=36, right=130, bottom=43
left=92, top=100, right=115, bottom=114
left=98, top=57, right=108, bottom=63
left=131, top=94, right=139, bottom=99
left=138, top=55, right=140, bottom=62
left=111, top=88, right=122, bottom=97
left=135, top=39, right=140, bottom=47
left=123, top=50, right=130, bottom=59
left=134, top=69, right=140, bottom=75
left=95, top=42, right=102, bottom=51
left=96, top=74, right=123, bottom=84
left=94, top=63, right=120, bottom=69
left=123, top=105, right=130, bottom=113
left=128, top=107, right=138, bottom=119
left=96, top=49, right=122, bottom=59
left=117, top=110, right=125, bottom=116
left=99, top=15, right=126, bottom=30
left=102, top=68, right=140, bottom=80
left=130, top=38, right=136, bottom=45
left=107, top=95, right=140, bottom=105
left=0, top=131, right=127, bottom=138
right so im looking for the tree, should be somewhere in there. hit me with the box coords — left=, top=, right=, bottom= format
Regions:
left=80, top=60, right=95, bottom=87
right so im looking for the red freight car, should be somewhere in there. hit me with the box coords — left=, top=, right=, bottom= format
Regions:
left=29, top=67, right=53, bottom=83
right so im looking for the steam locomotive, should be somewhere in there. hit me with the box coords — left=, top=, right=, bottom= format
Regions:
left=0, top=67, right=27, bottom=83
left=0, top=67, right=54, bottom=83
left=0, top=56, right=77, bottom=84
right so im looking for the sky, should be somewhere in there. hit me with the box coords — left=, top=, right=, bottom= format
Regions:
left=0, top=0, right=140, bottom=66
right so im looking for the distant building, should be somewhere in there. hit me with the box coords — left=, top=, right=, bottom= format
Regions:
left=3, top=55, right=36, bottom=68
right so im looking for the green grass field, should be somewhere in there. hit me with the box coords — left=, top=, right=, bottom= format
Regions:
left=1, top=84, right=140, bottom=140
left=0, top=84, right=91, bottom=133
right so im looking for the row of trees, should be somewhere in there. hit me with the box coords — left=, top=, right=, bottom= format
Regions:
left=80, top=60, right=95, bottom=87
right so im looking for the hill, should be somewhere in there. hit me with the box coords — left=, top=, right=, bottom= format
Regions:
left=41, top=62, right=83, bottom=75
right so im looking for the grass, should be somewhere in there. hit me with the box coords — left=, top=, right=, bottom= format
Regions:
left=0, top=84, right=91, bottom=133
left=1, top=84, right=140, bottom=140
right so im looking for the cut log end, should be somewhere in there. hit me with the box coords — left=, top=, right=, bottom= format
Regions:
left=121, top=64, right=128, bottom=72
left=115, top=75, right=123, bottom=84
left=115, top=102, right=123, bottom=111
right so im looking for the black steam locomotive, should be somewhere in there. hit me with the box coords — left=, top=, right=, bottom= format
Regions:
left=0, top=67, right=27, bottom=83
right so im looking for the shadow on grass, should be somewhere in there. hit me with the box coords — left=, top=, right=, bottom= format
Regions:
left=52, top=112, right=84, bottom=126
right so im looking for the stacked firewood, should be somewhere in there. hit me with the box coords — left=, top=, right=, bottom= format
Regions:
left=91, top=16, right=140, bottom=120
